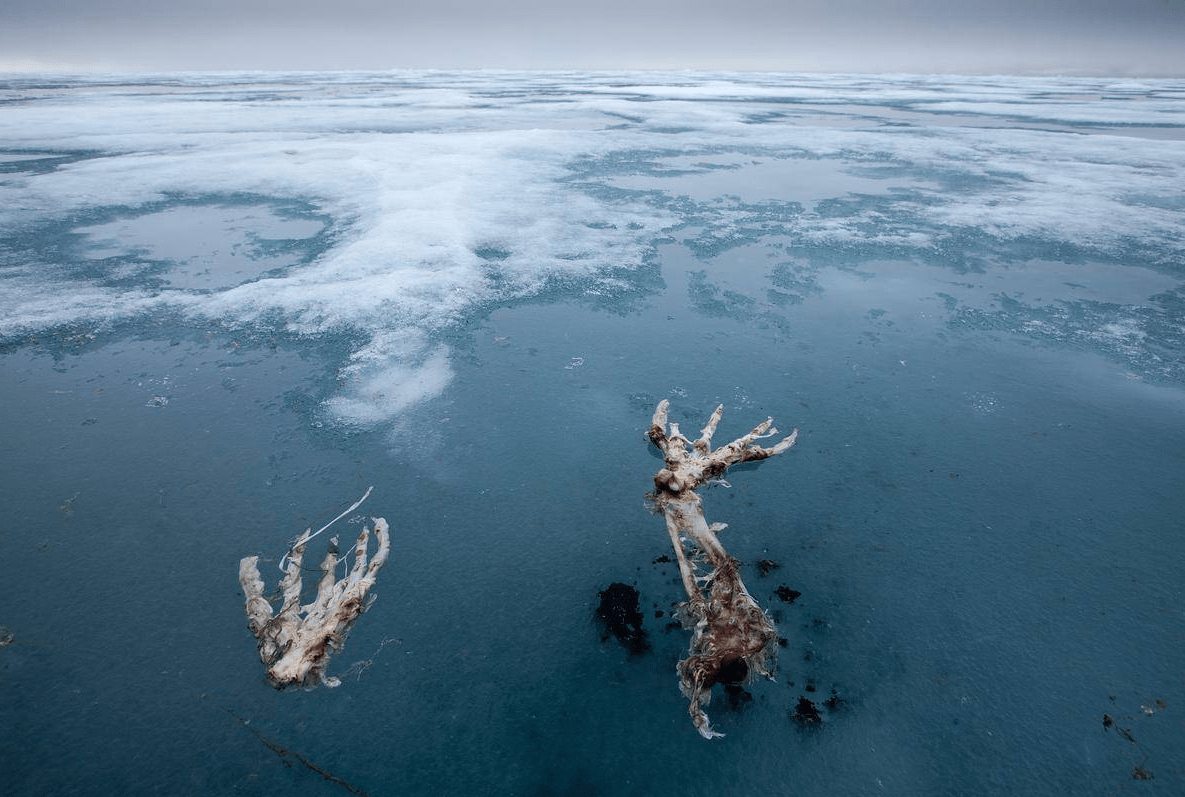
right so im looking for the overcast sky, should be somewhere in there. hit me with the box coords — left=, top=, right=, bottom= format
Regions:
left=2, top=0, right=1183, bottom=75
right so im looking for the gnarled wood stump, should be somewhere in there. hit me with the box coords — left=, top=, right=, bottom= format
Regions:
left=648, top=400, right=797, bottom=738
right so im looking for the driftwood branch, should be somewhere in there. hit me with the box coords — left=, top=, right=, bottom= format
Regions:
left=238, top=490, right=391, bottom=689
left=648, top=400, right=798, bottom=738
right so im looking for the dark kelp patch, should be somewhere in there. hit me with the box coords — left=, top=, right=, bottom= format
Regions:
left=1102, top=695, right=1168, bottom=782
left=774, top=585, right=802, bottom=603
left=596, top=582, right=651, bottom=655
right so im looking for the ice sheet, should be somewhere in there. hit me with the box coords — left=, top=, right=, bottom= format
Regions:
left=1, top=73, right=1184, bottom=795
left=2, top=72, right=1182, bottom=426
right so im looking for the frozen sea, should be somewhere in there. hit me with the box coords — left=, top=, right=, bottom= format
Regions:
left=1, top=71, right=1183, bottom=795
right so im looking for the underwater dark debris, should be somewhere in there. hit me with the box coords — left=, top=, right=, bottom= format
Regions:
left=774, top=586, right=802, bottom=603
left=792, top=696, right=823, bottom=726
left=595, top=582, right=651, bottom=655
left=1102, top=694, right=1168, bottom=782
left=757, top=559, right=781, bottom=576
left=823, top=689, right=846, bottom=712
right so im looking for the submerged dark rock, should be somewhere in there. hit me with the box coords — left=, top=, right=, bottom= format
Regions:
left=595, top=582, right=650, bottom=655
left=757, top=559, right=781, bottom=576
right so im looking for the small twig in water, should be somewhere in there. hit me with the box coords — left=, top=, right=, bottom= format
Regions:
left=227, top=709, right=370, bottom=796
left=340, top=637, right=402, bottom=682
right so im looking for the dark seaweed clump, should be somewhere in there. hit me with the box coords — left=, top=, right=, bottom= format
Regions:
left=791, top=688, right=847, bottom=730
left=596, top=582, right=651, bottom=655
left=774, top=585, right=802, bottom=603
left=792, top=696, right=823, bottom=726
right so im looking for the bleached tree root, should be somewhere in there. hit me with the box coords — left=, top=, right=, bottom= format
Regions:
left=239, top=491, right=391, bottom=689
left=648, top=400, right=798, bottom=738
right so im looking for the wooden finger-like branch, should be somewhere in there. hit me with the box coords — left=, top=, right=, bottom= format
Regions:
left=648, top=400, right=797, bottom=738
left=649, top=400, right=797, bottom=497
left=239, top=491, right=391, bottom=689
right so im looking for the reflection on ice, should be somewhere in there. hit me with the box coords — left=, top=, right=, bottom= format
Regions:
left=1, top=70, right=1183, bottom=425
left=0, top=151, right=58, bottom=164
left=75, top=203, right=325, bottom=290
left=606, top=153, right=924, bottom=205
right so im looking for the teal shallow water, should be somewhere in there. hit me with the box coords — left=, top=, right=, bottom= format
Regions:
left=3, top=241, right=1183, bottom=794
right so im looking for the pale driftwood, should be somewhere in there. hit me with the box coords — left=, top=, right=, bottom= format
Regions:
left=239, top=494, right=391, bottom=689
left=647, top=399, right=798, bottom=738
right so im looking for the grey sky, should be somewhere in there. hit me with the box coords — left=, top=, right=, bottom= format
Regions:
left=2, top=0, right=1183, bottom=75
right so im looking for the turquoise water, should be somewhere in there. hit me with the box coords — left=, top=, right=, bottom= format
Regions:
left=1, top=72, right=1184, bottom=795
